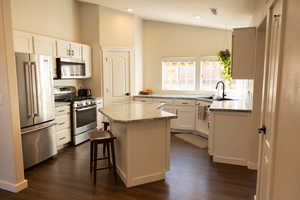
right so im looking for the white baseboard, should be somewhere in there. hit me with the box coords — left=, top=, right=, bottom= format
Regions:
left=0, top=179, right=28, bottom=193
left=213, top=155, right=247, bottom=166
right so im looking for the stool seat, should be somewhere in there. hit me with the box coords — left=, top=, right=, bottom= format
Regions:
left=89, top=130, right=112, bottom=141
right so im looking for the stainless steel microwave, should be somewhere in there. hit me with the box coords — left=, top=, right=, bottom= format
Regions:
left=56, top=58, right=88, bottom=79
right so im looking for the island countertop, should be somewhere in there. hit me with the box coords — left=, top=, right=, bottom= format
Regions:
left=99, top=101, right=177, bottom=123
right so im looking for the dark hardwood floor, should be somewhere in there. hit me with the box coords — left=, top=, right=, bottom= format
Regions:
left=0, top=136, right=257, bottom=200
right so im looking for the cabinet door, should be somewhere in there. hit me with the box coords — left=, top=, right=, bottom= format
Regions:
left=173, top=106, right=195, bottom=130
left=162, top=106, right=176, bottom=129
left=232, top=27, right=256, bottom=79
left=70, top=42, right=82, bottom=60
left=33, top=35, right=56, bottom=56
left=195, top=101, right=211, bottom=135
left=82, top=44, right=92, bottom=78
left=13, top=31, right=33, bottom=53
left=56, top=40, right=70, bottom=58
left=103, top=50, right=131, bottom=103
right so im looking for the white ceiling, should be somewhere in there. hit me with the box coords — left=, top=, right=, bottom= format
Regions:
left=78, top=0, right=256, bottom=29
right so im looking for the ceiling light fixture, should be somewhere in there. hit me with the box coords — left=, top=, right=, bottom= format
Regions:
left=127, top=8, right=133, bottom=12
left=195, top=16, right=201, bottom=19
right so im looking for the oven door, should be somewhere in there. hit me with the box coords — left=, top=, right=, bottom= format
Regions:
left=73, top=105, right=97, bottom=135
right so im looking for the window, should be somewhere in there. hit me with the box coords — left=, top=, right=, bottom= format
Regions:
left=200, top=58, right=223, bottom=91
left=161, top=57, right=252, bottom=94
left=162, top=60, right=196, bottom=91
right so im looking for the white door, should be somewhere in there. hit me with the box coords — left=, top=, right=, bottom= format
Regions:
left=257, top=1, right=283, bottom=200
left=103, top=50, right=131, bottom=104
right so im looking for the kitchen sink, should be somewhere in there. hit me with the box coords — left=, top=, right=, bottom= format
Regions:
left=199, top=96, right=234, bottom=101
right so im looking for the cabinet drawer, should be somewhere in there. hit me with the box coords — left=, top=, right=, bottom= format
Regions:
left=55, top=115, right=70, bottom=131
left=56, top=129, right=71, bottom=146
left=153, top=98, right=174, bottom=105
left=55, top=106, right=70, bottom=116
left=134, top=97, right=153, bottom=103
left=174, top=99, right=195, bottom=106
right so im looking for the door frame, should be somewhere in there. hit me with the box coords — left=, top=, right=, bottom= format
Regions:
left=255, top=0, right=285, bottom=199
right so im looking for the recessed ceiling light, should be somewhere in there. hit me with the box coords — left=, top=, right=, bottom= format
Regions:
left=195, top=16, right=201, bottom=19
left=127, top=8, right=133, bottom=12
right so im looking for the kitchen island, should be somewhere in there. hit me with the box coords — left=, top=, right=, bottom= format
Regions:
left=99, top=102, right=177, bottom=187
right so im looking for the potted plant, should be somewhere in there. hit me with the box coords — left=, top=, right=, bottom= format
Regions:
left=217, top=49, right=232, bottom=87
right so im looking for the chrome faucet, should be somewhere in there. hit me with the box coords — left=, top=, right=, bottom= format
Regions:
left=216, top=81, right=226, bottom=99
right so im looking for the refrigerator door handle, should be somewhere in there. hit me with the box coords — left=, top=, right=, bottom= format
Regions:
left=31, top=62, right=39, bottom=116
left=21, top=122, right=55, bottom=135
left=24, top=62, right=33, bottom=118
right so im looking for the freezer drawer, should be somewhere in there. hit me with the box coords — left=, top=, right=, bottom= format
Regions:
left=21, top=122, right=57, bottom=169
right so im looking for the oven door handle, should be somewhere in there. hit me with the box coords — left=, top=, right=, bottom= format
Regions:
left=75, top=105, right=97, bottom=112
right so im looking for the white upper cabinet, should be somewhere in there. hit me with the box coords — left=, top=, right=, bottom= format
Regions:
left=231, top=27, right=256, bottom=79
left=56, top=40, right=72, bottom=58
left=81, top=44, right=92, bottom=78
left=33, top=35, right=56, bottom=56
left=56, top=40, right=82, bottom=59
left=69, top=42, right=82, bottom=60
left=13, top=31, right=33, bottom=53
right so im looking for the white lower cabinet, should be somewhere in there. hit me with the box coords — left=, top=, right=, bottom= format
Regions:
left=195, top=101, right=211, bottom=136
left=172, top=105, right=195, bottom=130
left=55, top=104, right=71, bottom=149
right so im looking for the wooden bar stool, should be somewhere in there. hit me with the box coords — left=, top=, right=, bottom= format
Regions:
left=102, top=121, right=110, bottom=155
left=89, top=130, right=117, bottom=185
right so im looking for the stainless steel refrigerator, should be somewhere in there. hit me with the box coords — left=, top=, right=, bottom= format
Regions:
left=15, top=53, right=57, bottom=169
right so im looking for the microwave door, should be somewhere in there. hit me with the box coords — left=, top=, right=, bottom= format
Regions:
left=15, top=53, right=34, bottom=128
left=30, top=54, right=55, bottom=125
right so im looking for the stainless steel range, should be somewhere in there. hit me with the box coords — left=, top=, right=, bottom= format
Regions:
left=54, top=86, right=97, bottom=145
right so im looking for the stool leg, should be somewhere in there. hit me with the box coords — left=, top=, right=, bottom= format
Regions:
left=107, top=142, right=111, bottom=168
left=110, top=140, right=117, bottom=183
left=90, top=141, right=94, bottom=173
left=103, top=143, right=106, bottom=156
left=93, top=143, right=98, bottom=185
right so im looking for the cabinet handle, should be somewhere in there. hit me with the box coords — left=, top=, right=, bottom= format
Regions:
left=59, top=137, right=66, bottom=141
left=58, top=110, right=65, bottom=113
left=182, top=102, right=189, bottom=105
left=58, top=122, right=65, bottom=126
left=175, top=109, right=178, bottom=115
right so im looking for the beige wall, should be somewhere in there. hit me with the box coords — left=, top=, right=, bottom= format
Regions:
left=99, top=6, right=135, bottom=48
left=143, top=20, right=232, bottom=94
left=133, top=16, right=144, bottom=94
left=79, top=2, right=102, bottom=97
left=11, top=0, right=80, bottom=42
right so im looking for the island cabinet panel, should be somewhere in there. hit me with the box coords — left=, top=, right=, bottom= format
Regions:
left=111, top=119, right=171, bottom=187
left=210, top=111, right=256, bottom=168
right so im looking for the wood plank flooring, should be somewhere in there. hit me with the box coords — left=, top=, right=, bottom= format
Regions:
left=0, top=136, right=257, bottom=200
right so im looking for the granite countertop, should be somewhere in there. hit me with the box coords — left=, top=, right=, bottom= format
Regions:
left=209, top=99, right=252, bottom=112
left=134, top=94, right=252, bottom=112
left=99, top=102, right=177, bottom=123
left=55, top=102, right=71, bottom=107
left=135, top=94, right=214, bottom=102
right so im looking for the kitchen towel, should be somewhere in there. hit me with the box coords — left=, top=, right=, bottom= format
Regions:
left=198, top=105, right=208, bottom=120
